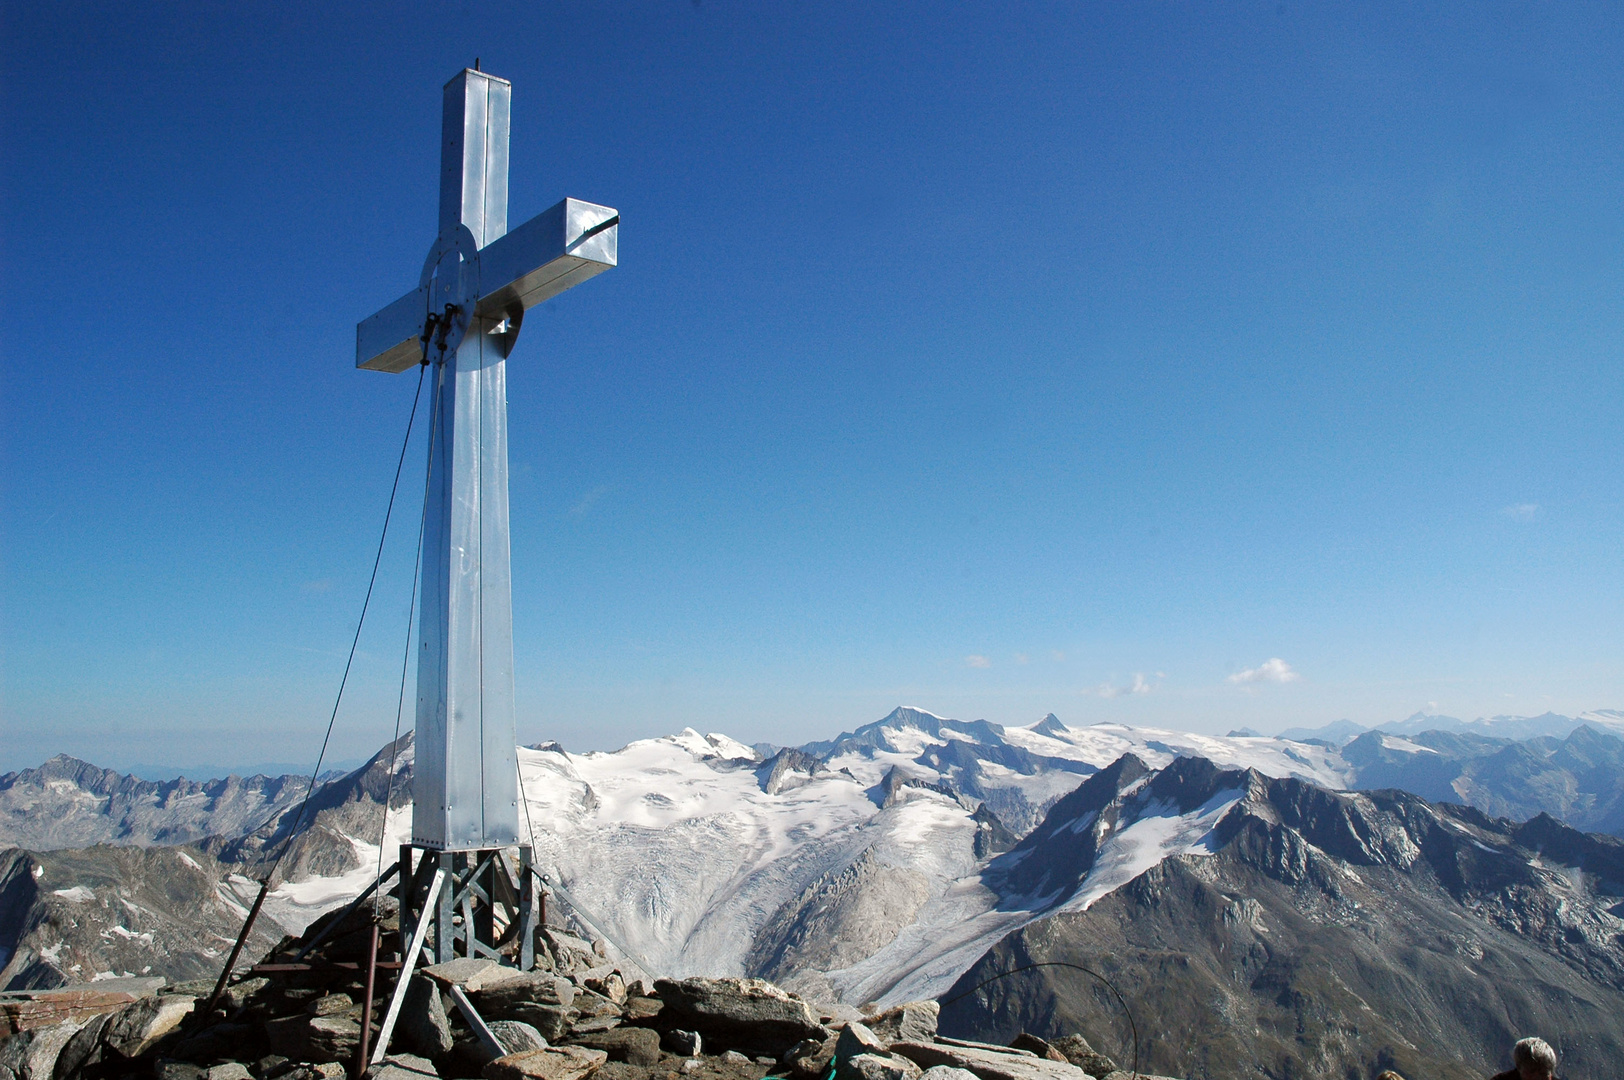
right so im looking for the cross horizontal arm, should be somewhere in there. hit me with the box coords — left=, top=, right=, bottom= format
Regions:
left=357, top=197, right=619, bottom=373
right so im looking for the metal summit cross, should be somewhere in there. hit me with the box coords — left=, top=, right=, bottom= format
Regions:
left=355, top=66, right=617, bottom=968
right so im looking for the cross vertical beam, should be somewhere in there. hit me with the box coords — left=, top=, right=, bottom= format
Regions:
left=357, top=66, right=617, bottom=860
left=416, top=69, right=519, bottom=851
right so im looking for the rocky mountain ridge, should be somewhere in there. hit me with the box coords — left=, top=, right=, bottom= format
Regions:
left=942, top=755, right=1624, bottom=1079
left=0, top=759, right=310, bottom=853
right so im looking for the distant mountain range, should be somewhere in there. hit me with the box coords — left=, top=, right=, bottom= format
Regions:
left=1279, top=707, right=1624, bottom=744
left=4, top=705, right=1624, bottom=1079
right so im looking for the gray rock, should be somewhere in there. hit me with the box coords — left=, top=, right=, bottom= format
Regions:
left=919, top=1068, right=979, bottom=1080
left=51, top=1010, right=111, bottom=1080
left=890, top=1043, right=1092, bottom=1080
left=0, top=1022, right=83, bottom=1080
left=722, top=1051, right=751, bottom=1065
left=1007, top=1036, right=1066, bottom=1063
left=306, top=994, right=353, bottom=1018
left=155, top=1062, right=205, bottom=1080
left=102, top=995, right=194, bottom=1059
left=166, top=1023, right=255, bottom=1067
left=622, top=997, right=661, bottom=1023
left=305, top=1016, right=363, bottom=1064
left=263, top=1016, right=361, bottom=1065
left=399, top=977, right=453, bottom=1057
left=566, top=1016, right=619, bottom=1036
left=933, top=1039, right=1034, bottom=1058
left=566, top=990, right=620, bottom=1020
left=365, top=1053, right=438, bottom=1080
left=572, top=968, right=624, bottom=1006
left=652, top=977, right=828, bottom=1054
left=536, top=931, right=598, bottom=977
left=224, top=979, right=271, bottom=1014
left=565, top=1028, right=660, bottom=1067
left=251, top=1055, right=292, bottom=1078
left=480, top=1046, right=607, bottom=1080
left=205, top=1064, right=254, bottom=1080
left=840, top=1054, right=921, bottom=1080
left=421, top=959, right=510, bottom=991
left=835, top=1023, right=887, bottom=1062
left=859, top=1002, right=938, bottom=1046
left=1045, top=1037, right=1114, bottom=1079
left=662, top=1030, right=701, bottom=1057
left=470, top=974, right=572, bottom=1018
left=495, top=1004, right=569, bottom=1043
left=490, top=1022, right=548, bottom=1056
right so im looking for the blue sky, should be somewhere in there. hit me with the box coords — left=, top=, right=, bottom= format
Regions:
left=3, top=2, right=1621, bottom=773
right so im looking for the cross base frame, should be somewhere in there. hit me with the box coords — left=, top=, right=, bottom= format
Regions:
left=396, top=843, right=540, bottom=971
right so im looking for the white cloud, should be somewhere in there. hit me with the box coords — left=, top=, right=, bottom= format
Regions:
left=965, top=655, right=991, bottom=669
left=1014, top=653, right=1030, bottom=665
left=1094, top=673, right=1155, bottom=698
left=1227, top=658, right=1299, bottom=685
left=1501, top=503, right=1539, bottom=521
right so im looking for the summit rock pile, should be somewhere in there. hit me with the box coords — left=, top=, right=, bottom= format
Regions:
left=0, top=900, right=1155, bottom=1080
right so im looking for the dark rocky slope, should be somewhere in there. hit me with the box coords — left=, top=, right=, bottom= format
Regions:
left=0, top=845, right=282, bottom=991
left=941, top=757, right=1624, bottom=1080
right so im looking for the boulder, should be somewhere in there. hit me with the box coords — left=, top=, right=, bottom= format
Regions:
left=1, top=990, right=142, bottom=1040
left=262, top=1016, right=360, bottom=1065
left=421, top=959, right=511, bottom=992
left=566, top=1027, right=660, bottom=1066
left=565, top=1017, right=619, bottom=1036
left=156, top=1062, right=205, bottom=1080
left=205, top=1064, right=254, bottom=1080
left=890, top=1043, right=1094, bottom=1080
left=0, top=1021, right=82, bottom=1080
left=1045, top=1036, right=1115, bottom=1079
left=470, top=975, right=572, bottom=1018
left=859, top=1002, right=938, bottom=1046
left=722, top=1051, right=751, bottom=1065
left=652, top=978, right=828, bottom=1054
left=50, top=1010, right=111, bottom=1080
left=481, top=1046, right=607, bottom=1080
left=495, top=1005, right=568, bottom=1044
left=537, top=932, right=598, bottom=977
left=365, top=1053, right=439, bottom=1080
left=840, top=1054, right=922, bottom=1080
left=306, top=995, right=353, bottom=1018
left=662, top=1030, right=701, bottom=1057
left=919, top=1069, right=979, bottom=1080
left=572, top=968, right=624, bottom=1006
left=566, top=991, right=620, bottom=1021
left=251, top=1055, right=292, bottom=1078
left=102, top=996, right=194, bottom=1059
left=168, top=1022, right=262, bottom=1065
left=1007, top=1036, right=1066, bottom=1063
left=399, top=977, right=454, bottom=1057
left=224, top=979, right=272, bottom=1014
left=490, top=1022, right=548, bottom=1056
left=834, top=1023, right=887, bottom=1062
left=621, top=997, right=662, bottom=1024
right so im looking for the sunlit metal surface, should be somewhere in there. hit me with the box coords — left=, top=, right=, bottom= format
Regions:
left=356, top=197, right=617, bottom=374
left=354, top=67, right=618, bottom=850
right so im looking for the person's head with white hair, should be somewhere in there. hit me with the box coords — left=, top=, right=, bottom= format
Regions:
left=1512, top=1037, right=1558, bottom=1080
